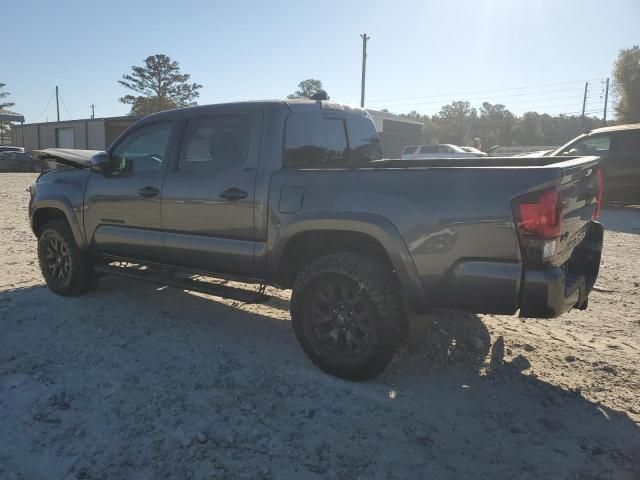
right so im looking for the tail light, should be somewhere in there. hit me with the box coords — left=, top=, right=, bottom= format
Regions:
left=593, top=168, right=603, bottom=220
left=513, top=187, right=563, bottom=263
left=515, top=188, right=563, bottom=239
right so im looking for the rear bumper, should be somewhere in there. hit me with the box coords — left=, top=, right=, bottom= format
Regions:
left=519, top=222, right=603, bottom=318
left=429, top=222, right=603, bottom=318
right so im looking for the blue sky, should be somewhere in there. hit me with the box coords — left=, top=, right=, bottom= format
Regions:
left=3, top=0, right=639, bottom=122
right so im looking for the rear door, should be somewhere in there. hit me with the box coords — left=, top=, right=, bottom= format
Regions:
left=610, top=130, right=640, bottom=201
left=161, top=110, right=263, bottom=277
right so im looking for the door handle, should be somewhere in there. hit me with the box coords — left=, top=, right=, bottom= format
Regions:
left=138, top=186, right=160, bottom=198
left=219, top=187, right=248, bottom=201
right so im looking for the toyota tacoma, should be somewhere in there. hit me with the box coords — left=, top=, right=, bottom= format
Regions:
left=29, top=100, right=604, bottom=380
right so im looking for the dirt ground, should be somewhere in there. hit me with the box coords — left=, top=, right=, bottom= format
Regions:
left=1, top=172, right=638, bottom=480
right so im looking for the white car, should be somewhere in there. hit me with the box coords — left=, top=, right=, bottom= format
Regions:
left=401, top=144, right=486, bottom=160
left=460, top=146, right=488, bottom=157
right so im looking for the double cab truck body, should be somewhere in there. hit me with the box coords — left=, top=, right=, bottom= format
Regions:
left=29, top=100, right=604, bottom=380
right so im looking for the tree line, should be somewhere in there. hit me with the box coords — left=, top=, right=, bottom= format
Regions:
left=397, top=101, right=606, bottom=149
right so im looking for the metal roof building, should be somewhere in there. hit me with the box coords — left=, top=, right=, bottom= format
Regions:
left=11, top=116, right=138, bottom=152
left=0, top=108, right=25, bottom=145
left=366, top=109, right=423, bottom=158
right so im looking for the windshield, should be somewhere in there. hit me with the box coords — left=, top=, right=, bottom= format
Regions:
left=552, top=133, right=611, bottom=157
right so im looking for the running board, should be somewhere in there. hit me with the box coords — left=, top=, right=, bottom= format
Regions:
left=94, top=263, right=270, bottom=304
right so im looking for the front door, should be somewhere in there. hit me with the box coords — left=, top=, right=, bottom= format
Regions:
left=161, top=112, right=262, bottom=277
left=84, top=121, right=175, bottom=262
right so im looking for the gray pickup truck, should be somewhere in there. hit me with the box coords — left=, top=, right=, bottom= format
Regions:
left=29, top=100, right=604, bottom=380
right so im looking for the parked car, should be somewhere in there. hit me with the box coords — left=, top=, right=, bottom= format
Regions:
left=401, top=144, right=486, bottom=159
left=548, top=123, right=640, bottom=203
left=487, top=145, right=559, bottom=157
left=29, top=100, right=604, bottom=380
left=0, top=148, right=38, bottom=172
left=0, top=145, right=25, bottom=153
left=513, top=150, right=554, bottom=158
left=460, top=146, right=488, bottom=157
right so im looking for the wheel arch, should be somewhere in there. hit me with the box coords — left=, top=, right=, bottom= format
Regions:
left=269, top=213, right=428, bottom=314
left=31, top=198, right=87, bottom=249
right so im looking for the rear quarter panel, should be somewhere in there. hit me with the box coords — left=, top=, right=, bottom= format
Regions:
left=268, top=166, right=561, bottom=309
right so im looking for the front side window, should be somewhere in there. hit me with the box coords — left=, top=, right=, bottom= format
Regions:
left=179, top=115, right=252, bottom=171
left=559, top=134, right=611, bottom=157
left=284, top=112, right=348, bottom=167
left=110, top=122, right=173, bottom=174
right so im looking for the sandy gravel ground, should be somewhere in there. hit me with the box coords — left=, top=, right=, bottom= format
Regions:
left=1, top=173, right=638, bottom=479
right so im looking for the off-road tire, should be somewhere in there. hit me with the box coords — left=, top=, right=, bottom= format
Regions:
left=291, top=252, right=403, bottom=381
left=37, top=220, right=95, bottom=296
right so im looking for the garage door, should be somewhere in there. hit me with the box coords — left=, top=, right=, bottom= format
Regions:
left=56, top=127, right=75, bottom=148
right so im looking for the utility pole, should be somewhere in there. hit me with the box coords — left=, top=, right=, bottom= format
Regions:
left=90, top=104, right=96, bottom=119
left=360, top=34, right=370, bottom=108
left=55, top=86, right=60, bottom=122
left=603, top=78, right=609, bottom=124
left=580, top=81, right=588, bottom=126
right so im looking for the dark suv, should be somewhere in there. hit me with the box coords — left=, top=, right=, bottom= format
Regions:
left=552, top=123, right=640, bottom=203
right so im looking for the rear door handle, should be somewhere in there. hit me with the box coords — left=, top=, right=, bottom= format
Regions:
left=138, top=186, right=160, bottom=198
left=219, top=187, right=248, bottom=201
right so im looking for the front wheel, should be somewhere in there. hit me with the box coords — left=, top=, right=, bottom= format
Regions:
left=291, top=253, right=403, bottom=381
left=37, top=220, right=95, bottom=296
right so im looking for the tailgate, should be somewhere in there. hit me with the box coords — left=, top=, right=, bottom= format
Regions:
left=555, top=158, right=601, bottom=264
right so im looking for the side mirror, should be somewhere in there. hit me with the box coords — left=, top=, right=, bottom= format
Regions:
left=90, top=152, right=112, bottom=173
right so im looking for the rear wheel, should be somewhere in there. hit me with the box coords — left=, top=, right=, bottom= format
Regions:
left=291, top=253, right=403, bottom=381
left=37, top=220, right=95, bottom=296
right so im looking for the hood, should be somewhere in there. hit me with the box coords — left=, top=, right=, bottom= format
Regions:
left=32, top=148, right=104, bottom=169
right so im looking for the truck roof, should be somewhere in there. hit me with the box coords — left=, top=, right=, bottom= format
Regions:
left=586, top=123, right=640, bottom=134
left=137, top=100, right=368, bottom=123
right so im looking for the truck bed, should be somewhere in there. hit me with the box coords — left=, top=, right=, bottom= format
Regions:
left=269, top=155, right=601, bottom=315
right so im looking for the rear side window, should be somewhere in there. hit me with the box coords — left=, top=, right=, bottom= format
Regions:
left=179, top=115, right=252, bottom=171
left=284, top=112, right=348, bottom=167
left=614, top=131, right=640, bottom=157
left=403, top=146, right=417, bottom=155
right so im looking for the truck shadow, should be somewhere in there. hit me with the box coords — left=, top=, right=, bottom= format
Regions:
left=2, top=278, right=638, bottom=477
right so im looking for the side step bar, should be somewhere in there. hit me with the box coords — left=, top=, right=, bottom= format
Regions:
left=94, top=263, right=270, bottom=304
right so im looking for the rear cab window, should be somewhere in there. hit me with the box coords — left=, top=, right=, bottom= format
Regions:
left=283, top=109, right=381, bottom=168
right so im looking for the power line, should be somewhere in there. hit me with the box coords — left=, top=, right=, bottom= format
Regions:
left=366, top=78, right=606, bottom=104
left=32, top=90, right=56, bottom=123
